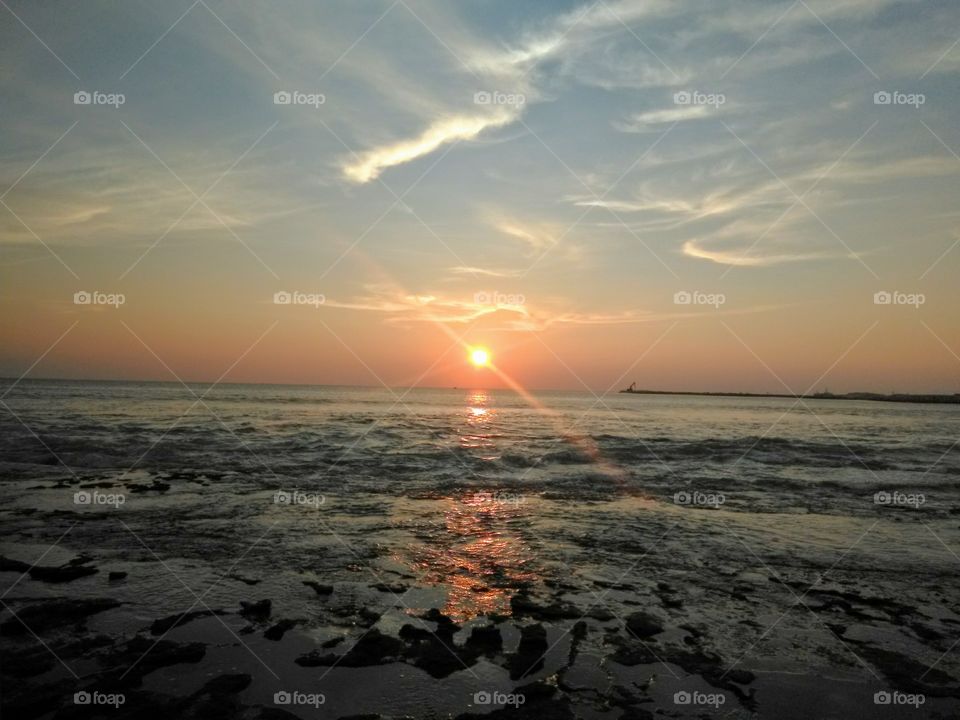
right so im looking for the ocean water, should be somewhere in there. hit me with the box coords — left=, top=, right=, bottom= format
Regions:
left=2, top=380, right=959, bottom=718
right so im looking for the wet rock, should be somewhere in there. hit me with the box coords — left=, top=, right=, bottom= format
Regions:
left=567, top=620, right=588, bottom=665
left=296, top=629, right=404, bottom=667
left=417, top=608, right=459, bottom=639
left=303, top=580, right=334, bottom=595
left=239, top=599, right=271, bottom=621
left=465, top=624, right=502, bottom=655
left=845, top=642, right=960, bottom=698
left=586, top=607, right=615, bottom=621
left=102, top=636, right=206, bottom=685
left=151, top=609, right=226, bottom=635
left=508, top=623, right=548, bottom=680
left=227, top=573, right=261, bottom=586
left=351, top=607, right=382, bottom=628
left=511, top=593, right=582, bottom=620
left=0, top=556, right=31, bottom=572
left=399, top=623, right=433, bottom=642
left=264, top=619, right=297, bottom=641
left=625, top=611, right=664, bottom=638
left=196, top=673, right=252, bottom=695
left=28, top=563, right=98, bottom=583
left=0, top=597, right=120, bottom=636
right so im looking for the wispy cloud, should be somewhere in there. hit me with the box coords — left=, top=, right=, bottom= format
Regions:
left=341, top=107, right=518, bottom=183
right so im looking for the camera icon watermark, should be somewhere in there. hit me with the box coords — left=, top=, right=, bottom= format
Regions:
left=673, top=290, right=725, bottom=308
left=473, top=90, right=525, bottom=107
left=74, top=490, right=125, bottom=509
left=273, top=90, right=325, bottom=108
left=273, top=290, right=325, bottom=307
left=673, top=490, right=725, bottom=509
left=74, top=290, right=125, bottom=308
left=472, top=490, right=524, bottom=506
left=673, top=90, right=725, bottom=108
left=873, top=490, right=925, bottom=509
left=74, top=90, right=125, bottom=108
left=873, top=90, right=925, bottom=108
left=274, top=690, right=325, bottom=707
left=673, top=690, right=725, bottom=708
left=473, top=690, right=525, bottom=707
left=873, top=290, right=924, bottom=308
left=473, top=290, right=525, bottom=308
left=274, top=489, right=325, bottom=509
left=874, top=690, right=925, bottom=707
left=74, top=691, right=125, bottom=708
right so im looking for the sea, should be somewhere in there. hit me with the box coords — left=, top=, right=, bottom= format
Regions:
left=1, top=379, right=959, bottom=719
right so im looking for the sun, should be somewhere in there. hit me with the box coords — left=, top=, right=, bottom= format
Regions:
left=469, top=347, right=491, bottom=368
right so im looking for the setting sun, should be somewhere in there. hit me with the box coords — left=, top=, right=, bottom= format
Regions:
left=469, top=347, right=491, bottom=368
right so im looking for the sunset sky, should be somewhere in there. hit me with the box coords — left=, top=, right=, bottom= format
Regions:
left=1, top=0, right=959, bottom=392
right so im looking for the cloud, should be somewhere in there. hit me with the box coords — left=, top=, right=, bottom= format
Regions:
left=341, top=107, right=518, bottom=184
left=448, top=266, right=521, bottom=278
left=681, top=239, right=838, bottom=266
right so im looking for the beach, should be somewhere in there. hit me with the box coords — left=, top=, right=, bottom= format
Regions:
left=1, top=380, right=959, bottom=718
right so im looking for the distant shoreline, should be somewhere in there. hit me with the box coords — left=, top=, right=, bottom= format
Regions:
left=619, top=388, right=960, bottom=405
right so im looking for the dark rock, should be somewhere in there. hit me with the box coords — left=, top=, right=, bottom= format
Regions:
left=399, top=623, right=433, bottom=641
left=303, top=580, right=334, bottom=595
left=0, top=597, right=120, bottom=636
left=508, top=623, right=548, bottom=680
left=195, top=673, right=252, bottom=695
left=370, top=582, right=408, bottom=593
left=625, top=611, right=664, bottom=638
left=321, top=636, right=344, bottom=648
left=511, top=593, right=581, bottom=620
left=264, top=619, right=297, bottom=641
left=227, top=573, right=261, bottom=586
left=109, top=571, right=128, bottom=581
left=0, top=556, right=31, bottom=573
left=296, top=629, right=404, bottom=667
left=568, top=620, right=588, bottom=665
left=28, top=563, right=98, bottom=583
left=151, top=609, right=226, bottom=635
left=465, top=624, right=502, bottom=655
left=239, top=599, right=271, bottom=621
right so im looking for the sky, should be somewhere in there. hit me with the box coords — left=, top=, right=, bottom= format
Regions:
left=1, top=0, right=959, bottom=393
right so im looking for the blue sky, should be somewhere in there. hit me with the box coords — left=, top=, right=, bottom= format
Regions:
left=2, top=0, right=959, bottom=391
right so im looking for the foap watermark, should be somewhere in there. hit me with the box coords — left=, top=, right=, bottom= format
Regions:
left=474, top=90, right=525, bottom=107
left=74, top=691, right=125, bottom=708
left=674, top=290, right=725, bottom=308
left=673, top=90, right=725, bottom=108
left=274, top=489, right=325, bottom=509
left=674, top=690, right=726, bottom=709
left=474, top=691, right=525, bottom=708
left=74, top=290, right=125, bottom=308
left=74, top=490, right=125, bottom=509
left=473, top=490, right=524, bottom=506
left=74, top=90, right=125, bottom=108
left=674, top=490, right=725, bottom=509
left=273, top=291, right=325, bottom=307
left=273, top=90, right=325, bottom=108
left=274, top=690, right=325, bottom=708
left=873, top=90, right=925, bottom=108
left=874, top=490, right=925, bottom=509
left=873, top=290, right=924, bottom=308
left=474, top=290, right=525, bottom=308
left=874, top=690, right=925, bottom=708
